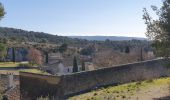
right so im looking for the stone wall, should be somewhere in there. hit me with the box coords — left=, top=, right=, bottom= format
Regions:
left=20, top=59, right=170, bottom=100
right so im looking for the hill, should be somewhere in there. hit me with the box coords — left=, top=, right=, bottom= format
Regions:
left=69, top=36, right=147, bottom=41
left=0, top=27, right=151, bottom=51
left=0, top=27, right=87, bottom=45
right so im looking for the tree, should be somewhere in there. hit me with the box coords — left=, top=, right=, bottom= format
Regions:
left=80, top=45, right=95, bottom=55
left=143, top=0, right=170, bottom=57
left=73, top=56, right=78, bottom=72
left=82, top=61, right=85, bottom=71
left=12, top=47, right=15, bottom=62
left=0, top=2, right=5, bottom=20
left=45, top=52, right=48, bottom=64
left=125, top=46, right=130, bottom=53
left=27, top=48, right=43, bottom=66
left=0, top=43, right=6, bottom=61
left=59, top=43, right=68, bottom=53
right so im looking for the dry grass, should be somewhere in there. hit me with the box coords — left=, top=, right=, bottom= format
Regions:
left=0, top=62, right=20, bottom=67
left=0, top=69, right=49, bottom=75
left=69, top=77, right=170, bottom=100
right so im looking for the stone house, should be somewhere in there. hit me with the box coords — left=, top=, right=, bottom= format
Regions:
left=43, top=53, right=95, bottom=75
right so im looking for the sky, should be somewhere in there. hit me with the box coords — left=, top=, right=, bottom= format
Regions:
left=0, top=0, right=162, bottom=37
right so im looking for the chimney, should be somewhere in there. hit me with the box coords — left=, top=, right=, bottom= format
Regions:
left=7, top=73, right=14, bottom=89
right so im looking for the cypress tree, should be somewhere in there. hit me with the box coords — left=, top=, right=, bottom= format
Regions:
left=82, top=61, right=85, bottom=71
left=45, top=52, right=48, bottom=64
left=73, top=56, right=78, bottom=72
left=12, top=47, right=15, bottom=63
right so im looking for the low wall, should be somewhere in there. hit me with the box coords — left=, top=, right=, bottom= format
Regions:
left=20, top=59, right=170, bottom=100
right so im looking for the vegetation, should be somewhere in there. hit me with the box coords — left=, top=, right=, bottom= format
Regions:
left=0, top=43, right=6, bottom=61
left=0, top=2, right=5, bottom=20
left=0, top=62, right=20, bottom=67
left=73, top=56, right=78, bottom=72
left=0, top=69, right=48, bottom=75
left=12, top=47, right=15, bottom=62
left=69, top=77, right=170, bottom=100
left=59, top=43, right=68, bottom=53
left=125, top=46, right=130, bottom=53
left=37, top=96, right=50, bottom=100
left=20, top=69, right=48, bottom=74
left=80, top=45, right=95, bottom=56
left=27, top=48, right=43, bottom=66
left=82, top=61, right=85, bottom=71
left=143, top=0, right=170, bottom=57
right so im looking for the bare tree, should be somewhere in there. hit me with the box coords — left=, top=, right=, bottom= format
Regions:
left=27, top=48, right=43, bottom=66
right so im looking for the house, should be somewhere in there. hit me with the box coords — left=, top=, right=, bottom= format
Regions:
left=43, top=53, right=95, bottom=75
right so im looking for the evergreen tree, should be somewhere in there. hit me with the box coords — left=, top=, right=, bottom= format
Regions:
left=82, top=61, right=85, bottom=71
left=45, top=52, right=48, bottom=64
left=59, top=43, right=68, bottom=53
left=73, top=56, right=78, bottom=72
left=125, top=46, right=130, bottom=53
left=12, top=47, right=15, bottom=63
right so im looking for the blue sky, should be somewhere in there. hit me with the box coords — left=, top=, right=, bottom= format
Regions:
left=0, top=0, right=162, bottom=37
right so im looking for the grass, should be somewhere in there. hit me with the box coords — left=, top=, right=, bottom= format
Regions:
left=20, top=69, right=49, bottom=74
left=0, top=69, right=49, bottom=75
left=69, top=77, right=170, bottom=100
left=0, top=62, right=48, bottom=75
left=0, top=62, right=20, bottom=67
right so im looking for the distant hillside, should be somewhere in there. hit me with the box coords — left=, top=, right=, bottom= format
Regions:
left=0, top=27, right=88, bottom=45
left=69, top=36, right=147, bottom=41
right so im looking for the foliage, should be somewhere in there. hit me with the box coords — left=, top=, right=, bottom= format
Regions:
left=73, top=56, right=78, bottom=72
left=143, top=0, right=170, bottom=57
left=59, top=43, right=68, bottom=53
left=0, top=27, right=88, bottom=46
left=125, top=46, right=130, bottom=53
left=0, top=43, right=6, bottom=61
left=12, top=47, right=15, bottom=62
left=27, top=48, right=43, bottom=66
left=0, top=3, right=5, bottom=20
left=80, top=45, right=95, bottom=55
left=82, top=61, right=85, bottom=71
left=44, top=52, right=48, bottom=64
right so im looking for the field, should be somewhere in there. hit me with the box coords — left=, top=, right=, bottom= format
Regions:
left=0, top=62, right=48, bottom=75
left=69, top=77, right=170, bottom=100
left=0, top=62, right=20, bottom=67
